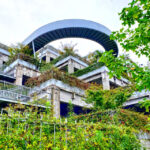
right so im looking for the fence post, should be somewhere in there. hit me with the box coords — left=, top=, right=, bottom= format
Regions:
left=65, top=118, right=67, bottom=147
left=18, top=111, right=20, bottom=129
left=4, top=80, right=5, bottom=89
left=40, top=115, right=43, bottom=149
left=54, top=123, right=56, bottom=147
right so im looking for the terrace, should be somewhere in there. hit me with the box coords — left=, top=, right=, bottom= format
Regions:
left=0, top=80, right=31, bottom=103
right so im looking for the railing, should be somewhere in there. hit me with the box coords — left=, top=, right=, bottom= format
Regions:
left=0, top=90, right=30, bottom=102
left=130, top=90, right=150, bottom=100
left=0, top=80, right=31, bottom=103
left=0, top=80, right=31, bottom=96
left=0, top=64, right=15, bottom=78
left=0, top=64, right=7, bottom=72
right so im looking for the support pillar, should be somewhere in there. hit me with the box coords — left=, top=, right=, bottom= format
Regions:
left=0, top=59, right=3, bottom=66
left=68, top=59, right=74, bottom=73
left=32, top=41, right=36, bottom=58
left=46, top=55, right=50, bottom=63
left=51, top=86, right=60, bottom=118
left=102, top=71, right=110, bottom=90
left=15, top=65, right=23, bottom=86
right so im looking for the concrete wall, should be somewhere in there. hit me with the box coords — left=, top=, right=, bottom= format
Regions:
left=4, top=59, right=41, bottom=86
left=15, top=65, right=40, bottom=85
left=57, top=57, right=88, bottom=73
left=37, top=46, right=59, bottom=63
left=46, top=51, right=58, bottom=63
left=138, top=133, right=150, bottom=149
left=79, top=66, right=129, bottom=90
left=30, top=79, right=92, bottom=118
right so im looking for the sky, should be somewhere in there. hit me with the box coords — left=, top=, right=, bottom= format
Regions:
left=0, top=0, right=148, bottom=65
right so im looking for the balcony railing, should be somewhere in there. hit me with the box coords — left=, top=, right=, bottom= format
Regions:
left=0, top=90, right=30, bottom=102
left=0, top=80, right=31, bottom=103
left=0, top=64, right=15, bottom=78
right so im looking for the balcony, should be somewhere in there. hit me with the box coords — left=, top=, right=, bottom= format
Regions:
left=0, top=64, right=16, bottom=82
left=0, top=80, right=31, bottom=103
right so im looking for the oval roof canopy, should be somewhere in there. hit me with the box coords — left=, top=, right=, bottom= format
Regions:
left=23, top=19, right=118, bottom=56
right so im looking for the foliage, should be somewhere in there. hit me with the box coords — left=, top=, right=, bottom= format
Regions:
left=0, top=104, right=143, bottom=149
left=25, top=66, right=90, bottom=89
left=75, top=109, right=149, bottom=132
left=84, top=85, right=134, bottom=110
left=110, top=0, right=150, bottom=60
left=99, top=50, right=150, bottom=91
left=59, top=42, right=78, bottom=56
left=30, top=95, right=50, bottom=106
left=73, top=62, right=105, bottom=77
left=6, top=43, right=41, bottom=67
left=8, top=43, right=33, bottom=57
left=39, top=62, right=54, bottom=72
left=0, top=82, right=15, bottom=90
left=67, top=100, right=74, bottom=116
left=99, top=0, right=150, bottom=92
left=139, top=98, right=150, bottom=113
left=49, top=44, right=89, bottom=68
left=139, top=98, right=150, bottom=130
left=85, top=50, right=103, bottom=64
left=6, top=53, right=41, bottom=67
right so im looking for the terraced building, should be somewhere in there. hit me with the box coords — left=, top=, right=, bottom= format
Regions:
left=0, top=19, right=149, bottom=117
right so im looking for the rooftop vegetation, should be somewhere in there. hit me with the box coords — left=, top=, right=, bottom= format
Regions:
left=7, top=53, right=41, bottom=67
left=49, top=43, right=90, bottom=65
left=25, top=67, right=90, bottom=89
left=72, top=62, right=105, bottom=77
left=7, top=44, right=41, bottom=68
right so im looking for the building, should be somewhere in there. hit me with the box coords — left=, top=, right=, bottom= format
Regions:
left=0, top=19, right=149, bottom=118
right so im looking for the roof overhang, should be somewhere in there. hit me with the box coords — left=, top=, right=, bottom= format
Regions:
left=55, top=55, right=88, bottom=67
left=23, top=19, right=119, bottom=56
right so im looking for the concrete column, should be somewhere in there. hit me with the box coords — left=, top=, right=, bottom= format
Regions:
left=102, top=71, right=110, bottom=90
left=46, top=55, right=50, bottom=63
left=0, top=59, right=3, bottom=66
left=32, top=41, right=36, bottom=58
left=51, top=86, right=60, bottom=118
left=0, top=55, right=4, bottom=66
left=68, top=59, right=74, bottom=73
left=15, top=65, right=23, bottom=86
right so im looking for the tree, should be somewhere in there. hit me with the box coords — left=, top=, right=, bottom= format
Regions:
left=111, top=0, right=150, bottom=59
left=99, top=0, right=150, bottom=91
left=84, top=85, right=133, bottom=110
left=100, top=50, right=150, bottom=91
left=58, top=42, right=78, bottom=56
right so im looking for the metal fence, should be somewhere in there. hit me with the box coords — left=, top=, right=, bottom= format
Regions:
left=0, top=64, right=15, bottom=78
left=0, top=80, right=31, bottom=102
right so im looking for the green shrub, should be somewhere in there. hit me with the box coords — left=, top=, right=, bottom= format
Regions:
left=84, top=85, right=134, bottom=110
left=0, top=105, right=143, bottom=149
left=75, top=109, right=149, bottom=132
left=7, top=44, right=41, bottom=68
left=73, top=62, right=105, bottom=77
left=25, top=67, right=90, bottom=89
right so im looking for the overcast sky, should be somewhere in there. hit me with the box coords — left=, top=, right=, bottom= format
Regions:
left=0, top=0, right=147, bottom=64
